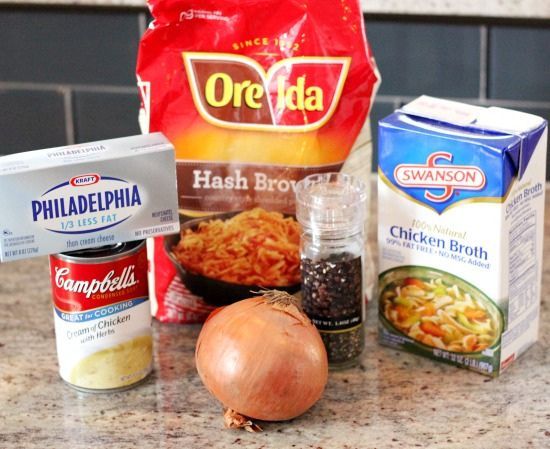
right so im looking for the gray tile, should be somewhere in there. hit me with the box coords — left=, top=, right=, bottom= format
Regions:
left=489, top=26, right=550, bottom=101
left=0, top=10, right=140, bottom=86
left=365, top=21, right=481, bottom=97
left=371, top=101, right=398, bottom=171
left=73, top=91, right=141, bottom=143
left=0, top=89, right=66, bottom=154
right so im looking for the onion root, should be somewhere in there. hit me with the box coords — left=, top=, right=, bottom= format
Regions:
left=223, top=408, right=263, bottom=433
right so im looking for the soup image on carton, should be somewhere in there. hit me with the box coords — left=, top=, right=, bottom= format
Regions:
left=377, top=96, right=547, bottom=376
left=379, top=266, right=503, bottom=354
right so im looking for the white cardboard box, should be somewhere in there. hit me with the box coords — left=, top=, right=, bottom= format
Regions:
left=377, top=96, right=547, bottom=376
left=0, top=133, right=179, bottom=262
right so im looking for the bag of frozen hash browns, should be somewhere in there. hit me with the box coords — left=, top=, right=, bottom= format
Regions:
left=136, top=0, right=379, bottom=323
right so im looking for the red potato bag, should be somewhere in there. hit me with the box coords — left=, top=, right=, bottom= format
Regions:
left=137, top=0, right=379, bottom=323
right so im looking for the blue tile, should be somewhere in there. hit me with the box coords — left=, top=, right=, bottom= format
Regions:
left=0, top=10, right=140, bottom=86
left=489, top=26, right=550, bottom=101
left=0, top=89, right=66, bottom=154
left=73, top=91, right=141, bottom=143
left=365, top=21, right=481, bottom=98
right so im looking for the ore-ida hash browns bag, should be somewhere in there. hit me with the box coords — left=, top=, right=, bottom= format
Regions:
left=136, top=0, right=380, bottom=323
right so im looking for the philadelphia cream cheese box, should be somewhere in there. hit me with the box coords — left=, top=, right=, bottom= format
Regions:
left=377, top=96, right=547, bottom=376
left=0, top=133, right=179, bottom=262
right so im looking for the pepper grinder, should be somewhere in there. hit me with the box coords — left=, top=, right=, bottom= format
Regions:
left=295, top=172, right=367, bottom=369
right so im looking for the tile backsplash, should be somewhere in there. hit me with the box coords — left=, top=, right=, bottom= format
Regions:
left=0, top=89, right=66, bottom=153
left=0, top=7, right=548, bottom=178
left=489, top=26, right=550, bottom=102
left=72, top=90, right=140, bottom=142
left=367, top=22, right=482, bottom=98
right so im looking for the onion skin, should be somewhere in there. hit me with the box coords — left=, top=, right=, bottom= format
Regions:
left=195, top=293, right=328, bottom=422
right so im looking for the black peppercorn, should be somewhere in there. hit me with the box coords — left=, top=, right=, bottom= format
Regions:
left=301, top=253, right=364, bottom=365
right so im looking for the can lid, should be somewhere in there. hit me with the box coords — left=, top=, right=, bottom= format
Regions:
left=295, top=173, right=366, bottom=236
left=53, top=240, right=145, bottom=262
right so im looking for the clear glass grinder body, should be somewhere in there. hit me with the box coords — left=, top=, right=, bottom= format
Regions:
left=296, top=173, right=367, bottom=368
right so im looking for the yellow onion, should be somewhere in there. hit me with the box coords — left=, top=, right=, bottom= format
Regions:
left=195, top=290, right=328, bottom=427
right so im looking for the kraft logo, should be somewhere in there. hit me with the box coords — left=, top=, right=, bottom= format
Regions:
left=394, top=152, right=486, bottom=202
left=70, top=174, right=100, bottom=187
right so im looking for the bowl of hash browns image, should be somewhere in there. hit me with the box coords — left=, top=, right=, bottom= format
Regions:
left=164, top=208, right=301, bottom=306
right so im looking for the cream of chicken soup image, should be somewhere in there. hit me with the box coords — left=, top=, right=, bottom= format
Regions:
left=50, top=240, right=152, bottom=391
left=377, top=96, right=547, bottom=376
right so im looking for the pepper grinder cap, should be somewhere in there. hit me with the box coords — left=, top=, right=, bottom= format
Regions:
left=295, top=172, right=367, bottom=236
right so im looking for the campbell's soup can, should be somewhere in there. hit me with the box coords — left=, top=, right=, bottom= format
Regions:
left=49, top=240, right=152, bottom=392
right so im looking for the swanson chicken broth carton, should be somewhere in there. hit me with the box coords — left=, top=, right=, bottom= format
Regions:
left=377, top=96, right=547, bottom=376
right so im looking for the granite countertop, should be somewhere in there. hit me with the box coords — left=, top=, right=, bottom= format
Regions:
left=0, top=184, right=549, bottom=449
left=0, top=0, right=549, bottom=19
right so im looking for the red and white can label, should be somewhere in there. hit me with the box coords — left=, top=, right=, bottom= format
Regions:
left=49, top=244, right=152, bottom=391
